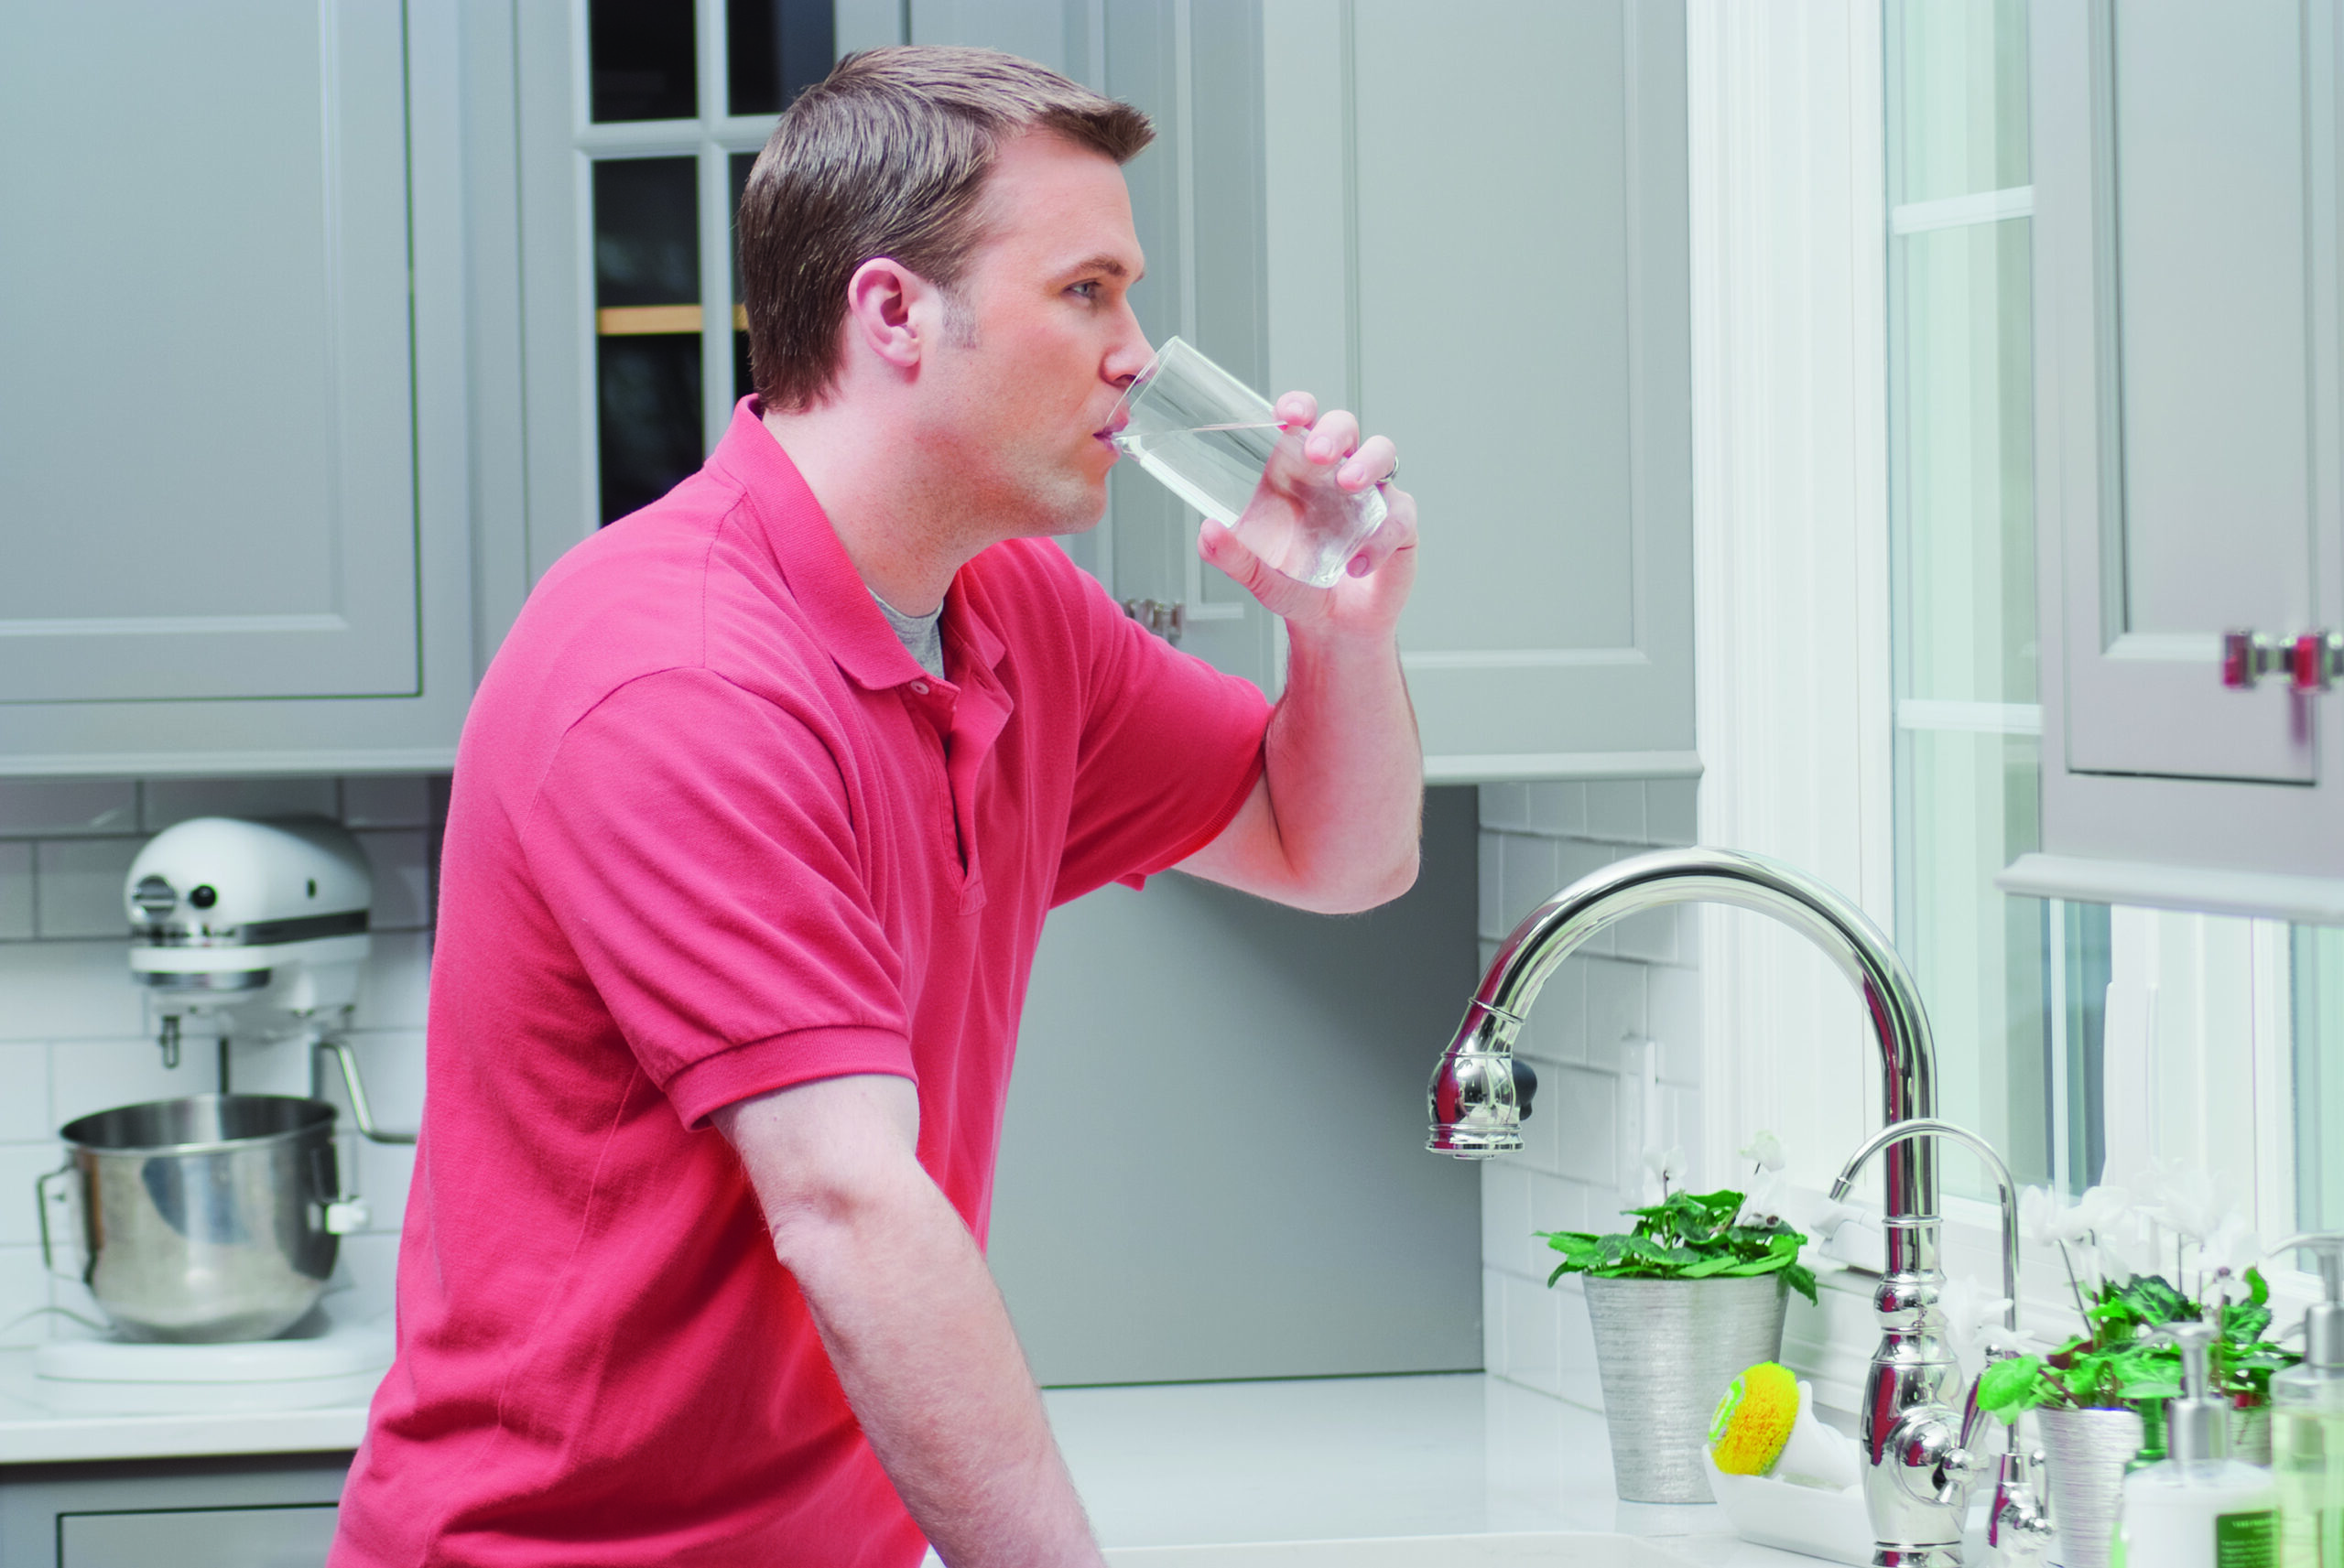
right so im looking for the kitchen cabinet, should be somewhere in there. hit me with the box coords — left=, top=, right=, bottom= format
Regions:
left=1260, top=0, right=1698, bottom=783
left=0, top=0, right=516, bottom=776
left=2004, top=0, right=2344, bottom=919
left=0, top=1453, right=349, bottom=1568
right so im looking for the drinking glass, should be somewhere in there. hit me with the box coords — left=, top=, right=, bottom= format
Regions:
left=1106, top=337, right=1389, bottom=588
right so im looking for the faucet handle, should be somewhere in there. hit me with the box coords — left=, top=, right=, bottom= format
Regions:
left=1989, top=1444, right=2054, bottom=1566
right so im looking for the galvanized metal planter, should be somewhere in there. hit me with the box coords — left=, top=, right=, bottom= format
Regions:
left=2036, top=1406, right=2143, bottom=1568
left=1581, top=1272, right=1791, bottom=1504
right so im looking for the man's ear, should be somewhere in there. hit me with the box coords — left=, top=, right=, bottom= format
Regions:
left=842, top=257, right=930, bottom=373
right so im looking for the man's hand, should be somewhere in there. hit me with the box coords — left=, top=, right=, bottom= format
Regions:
left=714, top=1076, right=1103, bottom=1568
left=1193, top=391, right=1417, bottom=637
left=1179, top=392, right=1424, bottom=915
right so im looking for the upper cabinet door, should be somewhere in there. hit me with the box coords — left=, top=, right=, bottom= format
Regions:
left=2013, top=0, right=2344, bottom=911
left=1262, top=0, right=1696, bottom=782
left=0, top=1, right=421, bottom=704
left=2037, top=0, right=2327, bottom=784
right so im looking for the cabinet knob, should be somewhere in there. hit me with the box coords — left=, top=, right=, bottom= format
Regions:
left=2291, top=631, right=2343, bottom=694
left=2221, top=630, right=2283, bottom=689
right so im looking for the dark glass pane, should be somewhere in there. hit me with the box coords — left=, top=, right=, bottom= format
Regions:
left=590, top=0, right=697, bottom=123
left=728, top=0, right=834, bottom=116
left=734, top=329, right=754, bottom=402
left=598, top=336, right=704, bottom=524
left=594, top=157, right=700, bottom=308
left=730, top=151, right=756, bottom=306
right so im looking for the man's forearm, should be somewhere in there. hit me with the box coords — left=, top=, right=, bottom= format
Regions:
left=781, top=1168, right=1099, bottom=1568
left=1258, top=621, right=1423, bottom=912
left=722, top=1079, right=1101, bottom=1568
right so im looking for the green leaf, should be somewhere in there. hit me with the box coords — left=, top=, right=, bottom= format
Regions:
left=1977, top=1356, right=2046, bottom=1419
left=2245, top=1266, right=2271, bottom=1309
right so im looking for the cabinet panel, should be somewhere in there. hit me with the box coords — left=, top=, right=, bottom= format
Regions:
left=61, top=1505, right=338, bottom=1568
left=1265, top=0, right=1696, bottom=777
left=2041, top=0, right=2328, bottom=784
left=2016, top=0, right=2344, bottom=903
left=0, top=1, right=421, bottom=703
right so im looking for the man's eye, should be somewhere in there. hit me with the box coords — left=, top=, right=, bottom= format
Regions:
left=1069, top=281, right=1101, bottom=300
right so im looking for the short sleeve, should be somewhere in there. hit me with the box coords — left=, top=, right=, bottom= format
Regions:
left=520, top=667, right=915, bottom=1128
left=1051, top=574, right=1273, bottom=904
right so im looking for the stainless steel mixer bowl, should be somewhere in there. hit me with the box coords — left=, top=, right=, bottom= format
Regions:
left=42, top=1095, right=343, bottom=1343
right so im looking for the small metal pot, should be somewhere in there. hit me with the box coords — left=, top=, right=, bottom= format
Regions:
left=1581, top=1272, right=1792, bottom=1503
left=37, top=1095, right=362, bottom=1343
left=2035, top=1405, right=2143, bottom=1568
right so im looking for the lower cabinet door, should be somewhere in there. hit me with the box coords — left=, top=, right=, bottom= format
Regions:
left=60, top=1504, right=338, bottom=1568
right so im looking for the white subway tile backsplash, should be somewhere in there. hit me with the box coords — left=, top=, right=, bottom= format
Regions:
left=1478, top=834, right=1504, bottom=941
left=354, top=933, right=433, bottom=1031
left=1513, top=957, right=1583, bottom=1065
left=0, top=1244, right=54, bottom=1346
left=1647, top=966, right=1702, bottom=1089
left=1611, top=905, right=1677, bottom=966
left=0, top=1044, right=52, bottom=1141
left=1582, top=957, right=1647, bottom=1075
left=33, top=837, right=141, bottom=940
left=1547, top=1064, right=1619, bottom=1186
left=0, top=842, right=31, bottom=940
left=0, top=941, right=147, bottom=1043
left=0, top=1144, right=65, bottom=1247
left=1554, top=1276, right=1604, bottom=1409
left=51, top=1036, right=212, bottom=1126
left=1481, top=1268, right=1505, bottom=1385
left=1497, top=833, right=1560, bottom=935
left=0, top=780, right=138, bottom=839
left=342, top=775, right=434, bottom=829
left=143, top=776, right=339, bottom=830
left=1499, top=1271, right=1563, bottom=1395
left=359, top=830, right=433, bottom=932
left=331, top=1231, right=402, bottom=1328
left=1584, top=782, right=1644, bottom=844
left=1478, top=783, right=1530, bottom=833
left=1511, top=1054, right=1566, bottom=1175
left=1646, top=779, right=1698, bottom=847
left=1481, top=1162, right=1532, bottom=1278
left=355, top=1136, right=418, bottom=1238
left=337, top=1031, right=427, bottom=1131
left=1524, top=783, right=1587, bottom=838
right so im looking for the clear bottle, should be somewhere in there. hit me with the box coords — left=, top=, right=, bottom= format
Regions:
left=2115, top=1322, right=2279, bottom=1568
left=2272, top=1236, right=2344, bottom=1568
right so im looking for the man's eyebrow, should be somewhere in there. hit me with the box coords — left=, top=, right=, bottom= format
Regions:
left=1062, top=254, right=1139, bottom=283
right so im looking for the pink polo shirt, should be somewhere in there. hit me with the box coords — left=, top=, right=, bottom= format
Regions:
left=332, top=401, right=1270, bottom=1567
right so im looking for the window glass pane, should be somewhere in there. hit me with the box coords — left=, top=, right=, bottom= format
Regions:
left=593, top=157, right=702, bottom=523
left=728, top=0, right=834, bottom=117
left=591, top=0, right=699, bottom=124
left=2296, top=925, right=2344, bottom=1228
left=1887, top=0, right=2029, bottom=206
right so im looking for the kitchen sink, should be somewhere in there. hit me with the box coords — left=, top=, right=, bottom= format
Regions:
left=1103, top=1532, right=1707, bottom=1566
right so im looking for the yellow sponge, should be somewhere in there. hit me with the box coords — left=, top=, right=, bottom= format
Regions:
left=1709, top=1361, right=1801, bottom=1476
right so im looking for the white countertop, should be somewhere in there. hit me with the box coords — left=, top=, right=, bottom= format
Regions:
left=0, top=1361, right=1929, bottom=1563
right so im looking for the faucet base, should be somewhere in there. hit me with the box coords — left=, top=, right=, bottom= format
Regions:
left=1426, top=1127, right=1521, bottom=1158
left=1873, top=1548, right=1964, bottom=1568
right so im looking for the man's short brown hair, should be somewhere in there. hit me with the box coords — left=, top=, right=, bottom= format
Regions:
left=738, top=47, right=1154, bottom=413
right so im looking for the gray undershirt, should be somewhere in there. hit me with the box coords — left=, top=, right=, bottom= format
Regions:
left=870, top=589, right=947, bottom=681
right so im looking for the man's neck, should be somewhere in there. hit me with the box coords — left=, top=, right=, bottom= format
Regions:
left=759, top=401, right=974, bottom=617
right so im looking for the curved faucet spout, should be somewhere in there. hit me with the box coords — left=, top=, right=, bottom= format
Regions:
left=1429, top=846, right=1939, bottom=1249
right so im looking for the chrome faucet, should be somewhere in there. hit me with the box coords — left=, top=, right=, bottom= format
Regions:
left=1428, top=847, right=1984, bottom=1568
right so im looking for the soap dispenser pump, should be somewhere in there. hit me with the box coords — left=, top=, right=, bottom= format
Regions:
left=2271, top=1235, right=2344, bottom=1568
left=2115, top=1321, right=2279, bottom=1568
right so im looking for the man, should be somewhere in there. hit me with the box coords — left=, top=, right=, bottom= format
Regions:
left=334, top=46, right=1420, bottom=1568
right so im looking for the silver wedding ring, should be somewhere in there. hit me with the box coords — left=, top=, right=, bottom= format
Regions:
left=1379, top=460, right=1400, bottom=487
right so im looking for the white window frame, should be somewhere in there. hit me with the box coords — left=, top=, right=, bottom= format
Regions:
left=1686, top=1, right=2317, bottom=1403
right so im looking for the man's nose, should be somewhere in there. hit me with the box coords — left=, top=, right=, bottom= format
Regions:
left=1105, top=312, right=1155, bottom=388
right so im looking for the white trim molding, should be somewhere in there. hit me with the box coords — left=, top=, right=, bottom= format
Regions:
left=1999, top=852, right=2344, bottom=926
left=1687, top=0, right=1895, bottom=1201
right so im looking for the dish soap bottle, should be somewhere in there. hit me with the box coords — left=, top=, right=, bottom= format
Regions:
left=2114, top=1322, right=2279, bottom=1568
left=2273, top=1235, right=2344, bottom=1568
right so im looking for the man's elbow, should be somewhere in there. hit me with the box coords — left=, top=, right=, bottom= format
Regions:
left=1306, top=844, right=1419, bottom=915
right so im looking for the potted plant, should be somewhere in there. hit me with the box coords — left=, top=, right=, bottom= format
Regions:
left=1540, top=1141, right=1820, bottom=1505
left=1973, top=1177, right=2298, bottom=1568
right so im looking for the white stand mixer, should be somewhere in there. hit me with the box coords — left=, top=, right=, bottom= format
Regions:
left=124, top=816, right=417, bottom=1144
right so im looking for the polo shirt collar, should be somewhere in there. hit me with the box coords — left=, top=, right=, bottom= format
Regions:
left=711, top=398, right=1006, bottom=690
